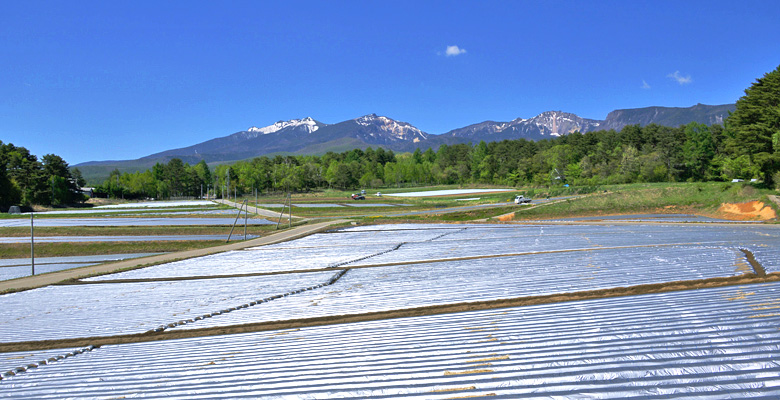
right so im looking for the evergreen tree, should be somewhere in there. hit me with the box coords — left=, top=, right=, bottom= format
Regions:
left=725, top=64, right=780, bottom=186
left=682, top=122, right=715, bottom=180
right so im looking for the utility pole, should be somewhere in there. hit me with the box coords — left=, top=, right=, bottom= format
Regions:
left=30, top=212, right=35, bottom=276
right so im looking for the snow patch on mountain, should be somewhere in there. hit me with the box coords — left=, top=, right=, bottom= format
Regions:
left=525, top=111, right=601, bottom=136
left=246, top=117, right=320, bottom=136
left=354, top=114, right=429, bottom=140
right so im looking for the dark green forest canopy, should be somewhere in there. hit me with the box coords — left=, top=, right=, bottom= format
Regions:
left=725, top=64, right=780, bottom=185
left=0, top=141, right=85, bottom=210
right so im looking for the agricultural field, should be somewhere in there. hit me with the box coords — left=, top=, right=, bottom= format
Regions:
left=0, top=200, right=276, bottom=280
left=2, top=221, right=780, bottom=398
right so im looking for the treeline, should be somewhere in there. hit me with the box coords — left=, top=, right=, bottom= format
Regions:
left=0, top=141, right=86, bottom=210
left=94, top=119, right=770, bottom=200
left=95, top=159, right=212, bottom=199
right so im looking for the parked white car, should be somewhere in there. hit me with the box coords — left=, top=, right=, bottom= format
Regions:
left=515, top=195, right=532, bottom=204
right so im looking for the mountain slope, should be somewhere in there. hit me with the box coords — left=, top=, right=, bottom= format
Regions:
left=443, top=111, right=603, bottom=142
left=600, top=103, right=735, bottom=130
left=139, top=117, right=328, bottom=164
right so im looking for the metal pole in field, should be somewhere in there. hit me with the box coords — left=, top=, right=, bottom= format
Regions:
left=244, top=200, right=248, bottom=240
left=255, top=188, right=258, bottom=217
left=276, top=196, right=286, bottom=230
left=226, top=199, right=246, bottom=243
left=30, top=212, right=35, bottom=276
left=288, top=192, right=292, bottom=229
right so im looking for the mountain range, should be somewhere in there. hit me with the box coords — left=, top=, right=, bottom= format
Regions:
left=77, top=103, right=735, bottom=181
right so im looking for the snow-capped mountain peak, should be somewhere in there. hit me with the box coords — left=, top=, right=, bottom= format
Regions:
left=355, top=113, right=381, bottom=126
left=353, top=114, right=428, bottom=141
left=247, top=117, right=320, bottom=136
left=525, top=111, right=601, bottom=136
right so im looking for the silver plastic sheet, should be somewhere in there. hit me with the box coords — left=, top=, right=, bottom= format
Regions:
left=86, top=243, right=397, bottom=280
left=171, top=244, right=745, bottom=330
left=338, top=223, right=780, bottom=273
left=2, top=223, right=779, bottom=398
left=0, top=348, right=82, bottom=373
left=0, top=272, right=333, bottom=343
left=3, top=283, right=779, bottom=398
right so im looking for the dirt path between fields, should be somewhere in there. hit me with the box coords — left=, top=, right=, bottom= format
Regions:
left=0, top=219, right=348, bottom=293
left=3, top=272, right=777, bottom=353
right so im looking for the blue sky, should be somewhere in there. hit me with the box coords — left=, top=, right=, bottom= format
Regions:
left=2, top=0, right=779, bottom=165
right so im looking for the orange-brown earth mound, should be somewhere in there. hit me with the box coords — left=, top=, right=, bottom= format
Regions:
left=718, top=200, right=776, bottom=220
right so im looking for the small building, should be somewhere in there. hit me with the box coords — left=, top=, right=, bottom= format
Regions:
left=80, top=187, right=95, bottom=197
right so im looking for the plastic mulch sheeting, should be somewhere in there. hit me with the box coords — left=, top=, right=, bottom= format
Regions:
left=3, top=283, right=780, bottom=398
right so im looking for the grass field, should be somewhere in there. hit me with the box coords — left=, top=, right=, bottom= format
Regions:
left=1, top=240, right=226, bottom=258
left=511, top=182, right=779, bottom=221
left=0, top=224, right=281, bottom=238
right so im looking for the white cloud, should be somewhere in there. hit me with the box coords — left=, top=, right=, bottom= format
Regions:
left=667, top=71, right=692, bottom=85
left=641, top=80, right=651, bottom=89
left=444, top=45, right=467, bottom=57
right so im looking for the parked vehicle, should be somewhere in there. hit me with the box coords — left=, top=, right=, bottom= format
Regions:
left=351, top=194, right=366, bottom=200
left=514, top=195, right=532, bottom=204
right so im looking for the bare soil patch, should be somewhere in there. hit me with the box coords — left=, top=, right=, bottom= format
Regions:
left=718, top=201, right=776, bottom=220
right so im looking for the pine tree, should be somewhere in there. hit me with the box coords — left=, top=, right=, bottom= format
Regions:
left=725, top=64, right=780, bottom=186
